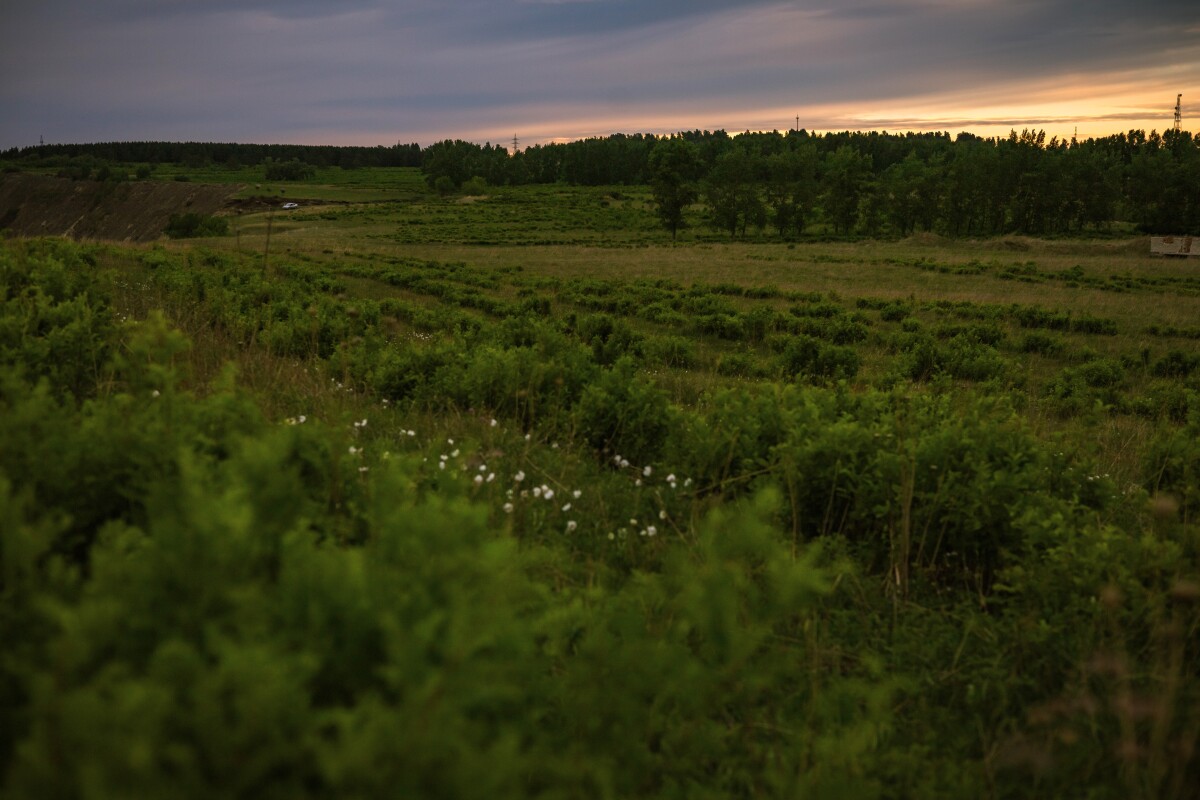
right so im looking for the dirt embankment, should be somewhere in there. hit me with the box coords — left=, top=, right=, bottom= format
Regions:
left=0, top=174, right=242, bottom=243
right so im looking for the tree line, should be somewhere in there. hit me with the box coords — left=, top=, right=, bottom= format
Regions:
left=423, top=128, right=1200, bottom=237
left=5, top=128, right=1198, bottom=235
left=2, top=141, right=423, bottom=169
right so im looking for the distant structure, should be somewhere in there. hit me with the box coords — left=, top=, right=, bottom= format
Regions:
left=1151, top=235, right=1196, bottom=257
left=1175, top=94, right=1183, bottom=132
left=512, top=134, right=520, bottom=154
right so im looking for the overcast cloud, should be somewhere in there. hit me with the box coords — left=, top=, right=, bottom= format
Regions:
left=2, top=0, right=1197, bottom=149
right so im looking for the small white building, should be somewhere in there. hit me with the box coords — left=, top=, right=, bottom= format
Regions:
left=1150, top=236, right=1196, bottom=257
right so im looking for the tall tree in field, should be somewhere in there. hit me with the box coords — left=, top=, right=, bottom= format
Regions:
left=704, top=150, right=766, bottom=238
left=764, top=145, right=819, bottom=238
left=821, top=146, right=872, bottom=235
left=881, top=152, right=941, bottom=236
left=648, top=137, right=700, bottom=241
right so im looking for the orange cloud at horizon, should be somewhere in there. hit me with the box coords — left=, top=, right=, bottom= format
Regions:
left=441, top=56, right=1199, bottom=148
left=290, top=44, right=1199, bottom=150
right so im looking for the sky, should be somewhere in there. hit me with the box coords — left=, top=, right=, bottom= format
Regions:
left=2, top=0, right=1198, bottom=151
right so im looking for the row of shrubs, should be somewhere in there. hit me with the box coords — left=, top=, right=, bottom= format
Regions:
left=3, top=238, right=1199, bottom=797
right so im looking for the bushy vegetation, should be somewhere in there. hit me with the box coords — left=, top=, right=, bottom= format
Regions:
left=2, top=157, right=1200, bottom=799
left=163, top=212, right=229, bottom=239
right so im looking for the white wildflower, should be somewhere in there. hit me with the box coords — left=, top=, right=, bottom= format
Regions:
left=565, top=520, right=577, bottom=533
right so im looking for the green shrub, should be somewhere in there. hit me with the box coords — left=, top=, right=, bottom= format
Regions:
left=573, top=313, right=643, bottom=365
left=714, top=352, right=767, bottom=378
left=694, top=313, right=745, bottom=341
left=164, top=213, right=229, bottom=239
left=642, top=334, right=698, bottom=368
left=1019, top=331, right=1065, bottom=356
left=576, top=358, right=674, bottom=464
left=1075, top=358, right=1126, bottom=389
left=777, top=335, right=860, bottom=382
left=941, top=335, right=1007, bottom=381
left=879, top=301, right=912, bottom=322
left=461, top=176, right=488, bottom=195
left=1153, top=350, right=1200, bottom=378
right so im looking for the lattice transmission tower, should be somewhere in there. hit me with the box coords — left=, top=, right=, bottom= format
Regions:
left=1175, top=94, right=1183, bottom=132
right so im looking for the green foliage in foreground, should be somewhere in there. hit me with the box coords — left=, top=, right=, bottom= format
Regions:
left=2, top=238, right=1199, bottom=799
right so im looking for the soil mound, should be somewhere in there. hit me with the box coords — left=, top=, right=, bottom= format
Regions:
left=0, top=174, right=241, bottom=242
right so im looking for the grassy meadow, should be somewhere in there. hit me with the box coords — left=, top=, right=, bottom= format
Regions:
left=3, top=166, right=1199, bottom=798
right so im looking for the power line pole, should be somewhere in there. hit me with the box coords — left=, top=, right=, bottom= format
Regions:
left=512, top=134, right=519, bottom=154
left=263, top=209, right=273, bottom=275
left=1175, top=94, right=1183, bottom=132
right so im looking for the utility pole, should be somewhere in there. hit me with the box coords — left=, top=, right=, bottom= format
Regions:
left=795, top=115, right=799, bottom=132
left=263, top=209, right=273, bottom=275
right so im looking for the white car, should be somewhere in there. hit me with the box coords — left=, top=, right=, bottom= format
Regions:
left=282, top=202, right=299, bottom=209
